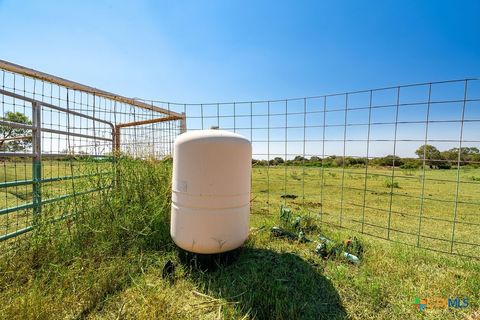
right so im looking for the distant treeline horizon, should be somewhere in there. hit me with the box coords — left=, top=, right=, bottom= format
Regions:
left=252, top=145, right=480, bottom=169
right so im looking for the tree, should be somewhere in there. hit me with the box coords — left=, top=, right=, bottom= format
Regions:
left=464, top=147, right=479, bottom=154
left=372, top=155, right=403, bottom=167
left=441, top=147, right=480, bottom=165
left=273, top=157, right=284, bottom=164
left=400, top=159, right=421, bottom=169
left=252, top=159, right=268, bottom=166
left=334, top=157, right=344, bottom=167
left=471, top=153, right=480, bottom=167
left=415, top=144, right=442, bottom=168
left=293, top=155, right=307, bottom=162
left=0, top=112, right=32, bottom=151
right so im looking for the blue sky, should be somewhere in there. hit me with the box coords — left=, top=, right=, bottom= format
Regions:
left=0, top=0, right=478, bottom=102
left=0, top=0, right=479, bottom=158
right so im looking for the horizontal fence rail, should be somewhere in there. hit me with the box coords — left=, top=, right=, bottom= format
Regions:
left=1, top=59, right=478, bottom=258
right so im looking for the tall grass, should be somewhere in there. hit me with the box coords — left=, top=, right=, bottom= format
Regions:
left=0, top=157, right=174, bottom=319
left=72, top=156, right=173, bottom=253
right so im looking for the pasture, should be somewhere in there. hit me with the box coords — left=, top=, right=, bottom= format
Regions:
left=0, top=159, right=479, bottom=319
left=251, top=165, right=480, bottom=257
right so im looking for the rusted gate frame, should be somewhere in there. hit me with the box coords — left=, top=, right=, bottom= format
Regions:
left=0, top=59, right=183, bottom=118
left=114, top=114, right=186, bottom=152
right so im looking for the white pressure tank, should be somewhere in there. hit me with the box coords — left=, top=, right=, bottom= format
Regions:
left=170, top=129, right=252, bottom=254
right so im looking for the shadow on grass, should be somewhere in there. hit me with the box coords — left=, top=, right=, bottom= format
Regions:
left=192, top=248, right=347, bottom=320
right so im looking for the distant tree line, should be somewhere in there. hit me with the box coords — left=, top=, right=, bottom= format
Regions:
left=1, top=111, right=479, bottom=169
left=252, top=144, right=480, bottom=169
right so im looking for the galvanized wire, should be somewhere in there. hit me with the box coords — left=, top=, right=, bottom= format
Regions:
left=0, top=61, right=479, bottom=258
left=141, top=78, right=480, bottom=259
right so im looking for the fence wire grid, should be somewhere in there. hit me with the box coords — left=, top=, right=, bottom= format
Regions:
left=0, top=60, right=479, bottom=258
left=0, top=60, right=184, bottom=252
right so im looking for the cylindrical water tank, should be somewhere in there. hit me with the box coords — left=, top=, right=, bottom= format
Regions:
left=170, top=129, right=252, bottom=254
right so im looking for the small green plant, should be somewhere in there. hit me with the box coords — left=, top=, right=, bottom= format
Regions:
left=276, top=206, right=317, bottom=241
left=401, top=168, right=415, bottom=176
left=290, top=170, right=301, bottom=181
left=400, top=160, right=420, bottom=170
left=384, top=179, right=400, bottom=188
left=279, top=205, right=292, bottom=224
left=327, top=172, right=337, bottom=178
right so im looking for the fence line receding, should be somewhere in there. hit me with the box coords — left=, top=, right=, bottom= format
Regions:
left=1, top=60, right=479, bottom=258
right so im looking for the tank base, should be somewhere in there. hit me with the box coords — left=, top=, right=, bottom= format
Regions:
left=177, top=246, right=242, bottom=272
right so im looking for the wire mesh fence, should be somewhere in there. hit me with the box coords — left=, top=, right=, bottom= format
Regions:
left=142, top=78, right=480, bottom=258
left=0, top=60, right=184, bottom=251
left=1, top=60, right=479, bottom=258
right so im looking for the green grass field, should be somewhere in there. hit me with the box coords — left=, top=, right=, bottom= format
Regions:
left=0, top=160, right=113, bottom=239
left=0, top=159, right=479, bottom=319
left=251, top=165, right=480, bottom=257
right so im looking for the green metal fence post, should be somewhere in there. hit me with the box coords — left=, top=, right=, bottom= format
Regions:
left=32, top=101, right=42, bottom=225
